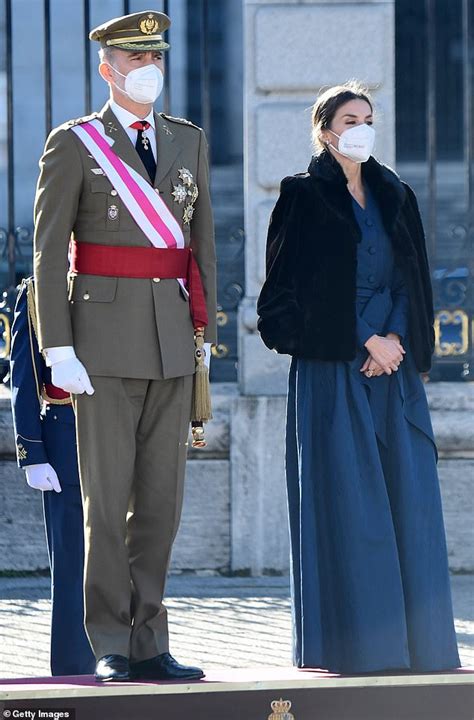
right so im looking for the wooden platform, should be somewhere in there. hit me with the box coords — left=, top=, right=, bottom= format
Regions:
left=1, top=667, right=473, bottom=720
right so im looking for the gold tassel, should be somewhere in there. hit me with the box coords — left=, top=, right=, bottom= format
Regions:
left=191, top=328, right=213, bottom=423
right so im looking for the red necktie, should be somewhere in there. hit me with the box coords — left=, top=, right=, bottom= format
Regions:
left=130, top=121, right=156, bottom=182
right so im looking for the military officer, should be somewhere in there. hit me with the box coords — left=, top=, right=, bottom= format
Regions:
left=10, top=277, right=95, bottom=677
left=34, top=10, right=217, bottom=682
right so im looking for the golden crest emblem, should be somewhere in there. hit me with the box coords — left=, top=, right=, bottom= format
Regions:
left=268, top=698, right=295, bottom=720
left=17, top=443, right=27, bottom=461
left=139, top=14, right=159, bottom=35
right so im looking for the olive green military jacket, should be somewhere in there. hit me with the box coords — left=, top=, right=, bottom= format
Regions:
left=33, top=102, right=217, bottom=380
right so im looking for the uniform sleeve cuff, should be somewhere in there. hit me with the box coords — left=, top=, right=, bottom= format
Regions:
left=16, top=437, right=48, bottom=468
left=43, top=346, right=76, bottom=367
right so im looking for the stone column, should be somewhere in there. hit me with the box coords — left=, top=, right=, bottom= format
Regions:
left=231, top=0, right=396, bottom=573
left=240, top=0, right=396, bottom=396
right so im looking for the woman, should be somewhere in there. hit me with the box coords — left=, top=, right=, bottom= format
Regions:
left=257, top=82, right=460, bottom=674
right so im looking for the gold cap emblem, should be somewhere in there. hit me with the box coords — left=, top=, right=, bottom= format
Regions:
left=139, top=14, right=160, bottom=35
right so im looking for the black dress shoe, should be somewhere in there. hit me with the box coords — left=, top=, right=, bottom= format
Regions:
left=130, top=652, right=204, bottom=681
left=95, top=654, right=131, bottom=682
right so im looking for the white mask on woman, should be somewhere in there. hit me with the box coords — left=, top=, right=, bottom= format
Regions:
left=327, top=123, right=375, bottom=163
left=108, top=63, right=164, bottom=104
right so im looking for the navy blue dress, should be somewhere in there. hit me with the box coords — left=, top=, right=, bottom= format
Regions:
left=286, top=188, right=460, bottom=674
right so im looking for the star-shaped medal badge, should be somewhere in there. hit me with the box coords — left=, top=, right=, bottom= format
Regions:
left=172, top=184, right=188, bottom=204
left=178, top=167, right=194, bottom=187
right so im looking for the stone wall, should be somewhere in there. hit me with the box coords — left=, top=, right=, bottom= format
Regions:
left=0, top=385, right=234, bottom=573
left=0, top=383, right=472, bottom=575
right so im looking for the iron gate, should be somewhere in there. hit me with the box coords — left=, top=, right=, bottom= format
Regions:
left=396, top=0, right=473, bottom=379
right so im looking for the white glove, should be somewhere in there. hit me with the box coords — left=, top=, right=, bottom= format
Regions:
left=25, top=463, right=62, bottom=493
left=203, top=343, right=212, bottom=370
left=51, top=356, right=95, bottom=395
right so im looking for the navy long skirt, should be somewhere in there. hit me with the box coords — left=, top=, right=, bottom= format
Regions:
left=286, top=342, right=460, bottom=673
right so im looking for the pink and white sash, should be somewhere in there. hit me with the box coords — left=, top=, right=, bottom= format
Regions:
left=70, top=119, right=185, bottom=251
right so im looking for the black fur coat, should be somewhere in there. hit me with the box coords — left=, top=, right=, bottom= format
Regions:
left=256, top=151, right=435, bottom=372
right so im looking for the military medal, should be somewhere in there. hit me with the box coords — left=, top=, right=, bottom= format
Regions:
left=183, top=205, right=195, bottom=225
left=178, top=167, right=193, bottom=187
left=171, top=168, right=199, bottom=224
left=172, top=184, right=188, bottom=204
left=190, top=185, right=199, bottom=203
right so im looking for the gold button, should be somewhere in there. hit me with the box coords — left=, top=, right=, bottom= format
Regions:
left=153, top=278, right=161, bottom=283
left=83, top=292, right=90, bottom=300
left=110, top=189, right=118, bottom=196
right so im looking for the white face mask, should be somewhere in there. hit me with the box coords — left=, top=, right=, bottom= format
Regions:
left=327, top=123, right=375, bottom=163
left=108, top=63, right=164, bottom=104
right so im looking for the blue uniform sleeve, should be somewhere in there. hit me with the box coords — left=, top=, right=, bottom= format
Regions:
left=386, top=265, right=409, bottom=340
left=9, top=281, right=49, bottom=468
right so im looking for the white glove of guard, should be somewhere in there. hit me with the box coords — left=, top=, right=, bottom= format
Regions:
left=25, top=463, right=62, bottom=493
left=51, top=356, right=95, bottom=395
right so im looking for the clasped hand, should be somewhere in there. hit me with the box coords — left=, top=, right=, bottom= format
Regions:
left=360, top=333, right=406, bottom=377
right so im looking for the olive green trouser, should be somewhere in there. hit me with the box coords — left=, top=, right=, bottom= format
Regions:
left=73, top=374, right=193, bottom=662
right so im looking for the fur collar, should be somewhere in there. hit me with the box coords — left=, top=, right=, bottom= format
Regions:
left=307, top=151, right=413, bottom=257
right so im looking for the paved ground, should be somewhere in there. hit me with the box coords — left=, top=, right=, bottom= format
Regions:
left=0, top=574, right=472, bottom=678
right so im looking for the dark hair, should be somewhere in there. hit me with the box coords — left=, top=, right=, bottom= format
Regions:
left=311, top=81, right=373, bottom=151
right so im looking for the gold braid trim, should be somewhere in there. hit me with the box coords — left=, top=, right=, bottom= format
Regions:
left=106, top=37, right=169, bottom=48
left=25, top=281, right=42, bottom=405
left=26, top=280, right=39, bottom=340
left=41, top=388, right=72, bottom=406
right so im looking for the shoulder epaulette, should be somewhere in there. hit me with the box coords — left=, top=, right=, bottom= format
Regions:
left=62, top=112, right=100, bottom=130
left=160, top=113, right=201, bottom=130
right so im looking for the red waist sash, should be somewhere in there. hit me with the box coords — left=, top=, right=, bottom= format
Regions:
left=43, top=383, right=71, bottom=402
left=70, top=240, right=208, bottom=329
